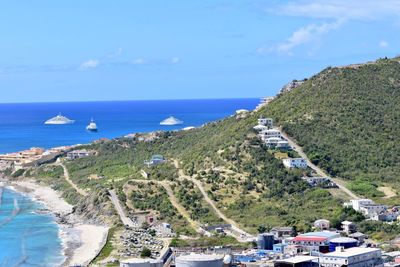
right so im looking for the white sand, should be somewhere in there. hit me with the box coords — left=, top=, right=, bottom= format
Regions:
left=68, top=224, right=109, bottom=266
left=7, top=180, right=109, bottom=267
left=10, top=180, right=73, bottom=215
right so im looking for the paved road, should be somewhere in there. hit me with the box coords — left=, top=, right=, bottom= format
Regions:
left=57, top=161, right=88, bottom=197
left=279, top=129, right=359, bottom=200
left=108, top=189, right=135, bottom=227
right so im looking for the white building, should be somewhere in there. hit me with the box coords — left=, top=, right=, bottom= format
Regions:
left=319, top=247, right=383, bottom=267
left=350, top=199, right=374, bottom=212
left=259, top=129, right=281, bottom=140
left=67, top=150, right=95, bottom=160
left=276, top=140, right=291, bottom=150
left=258, top=117, right=273, bottom=127
left=342, top=221, right=357, bottom=234
left=265, top=137, right=282, bottom=148
left=282, top=158, right=308, bottom=169
left=359, top=204, right=387, bottom=218
left=253, top=124, right=268, bottom=132
left=120, top=258, right=163, bottom=267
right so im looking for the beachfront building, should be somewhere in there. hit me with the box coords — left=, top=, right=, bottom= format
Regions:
left=67, top=149, right=96, bottom=160
left=282, top=158, right=308, bottom=169
left=319, top=247, right=383, bottom=267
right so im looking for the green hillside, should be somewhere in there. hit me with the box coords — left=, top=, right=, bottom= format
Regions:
left=262, top=58, right=400, bottom=200
left=26, top=108, right=348, bottom=235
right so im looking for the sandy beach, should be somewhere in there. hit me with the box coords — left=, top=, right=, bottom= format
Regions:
left=6, top=179, right=109, bottom=267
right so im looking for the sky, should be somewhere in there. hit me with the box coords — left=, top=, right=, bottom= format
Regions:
left=0, top=0, right=399, bottom=103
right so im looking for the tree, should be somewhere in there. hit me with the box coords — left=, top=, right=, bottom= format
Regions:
left=257, top=225, right=267, bottom=233
left=141, top=247, right=152, bottom=258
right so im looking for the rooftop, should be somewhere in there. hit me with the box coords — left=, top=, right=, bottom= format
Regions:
left=324, top=247, right=380, bottom=257
left=301, top=231, right=338, bottom=238
left=120, top=258, right=162, bottom=264
left=293, top=236, right=327, bottom=242
left=176, top=254, right=224, bottom=261
left=275, top=256, right=318, bottom=264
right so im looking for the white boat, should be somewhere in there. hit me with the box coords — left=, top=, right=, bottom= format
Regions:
left=86, top=119, right=98, bottom=132
left=45, top=113, right=75, bottom=125
left=160, top=116, right=183, bottom=126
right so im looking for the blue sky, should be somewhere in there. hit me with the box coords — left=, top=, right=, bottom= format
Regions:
left=0, top=0, right=399, bottom=103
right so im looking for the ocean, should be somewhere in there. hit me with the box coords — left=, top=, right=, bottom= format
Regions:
left=0, top=99, right=259, bottom=154
left=0, top=98, right=259, bottom=266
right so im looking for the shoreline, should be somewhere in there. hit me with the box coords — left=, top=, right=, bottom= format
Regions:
left=3, top=179, right=109, bottom=267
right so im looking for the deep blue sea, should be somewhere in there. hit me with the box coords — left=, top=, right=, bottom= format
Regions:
left=0, top=99, right=258, bottom=154
left=0, top=98, right=258, bottom=266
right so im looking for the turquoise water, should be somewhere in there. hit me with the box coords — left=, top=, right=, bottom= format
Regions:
left=0, top=188, right=64, bottom=266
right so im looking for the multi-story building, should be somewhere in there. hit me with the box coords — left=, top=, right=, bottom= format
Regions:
left=283, top=158, right=308, bottom=169
left=319, top=247, right=383, bottom=267
left=290, top=231, right=340, bottom=253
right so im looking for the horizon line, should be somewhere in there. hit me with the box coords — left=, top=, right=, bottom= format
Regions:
left=0, top=96, right=265, bottom=105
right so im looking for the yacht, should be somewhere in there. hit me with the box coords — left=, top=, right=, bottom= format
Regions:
left=45, top=113, right=75, bottom=125
left=86, top=119, right=98, bottom=132
left=160, top=116, right=183, bottom=126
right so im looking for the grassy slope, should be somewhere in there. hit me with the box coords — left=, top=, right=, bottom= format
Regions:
left=60, top=106, right=347, bottom=234
left=23, top=58, right=400, bottom=242
left=262, top=58, right=400, bottom=202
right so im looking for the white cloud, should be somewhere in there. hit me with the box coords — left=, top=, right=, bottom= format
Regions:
left=379, top=40, right=389, bottom=48
left=170, top=57, right=180, bottom=64
left=260, top=20, right=343, bottom=55
left=79, top=59, right=99, bottom=70
left=272, top=0, right=400, bottom=21
left=132, top=58, right=148, bottom=65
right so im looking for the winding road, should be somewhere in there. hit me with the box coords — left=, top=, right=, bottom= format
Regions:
left=57, top=161, right=88, bottom=197
left=172, top=161, right=254, bottom=241
left=279, top=129, right=359, bottom=200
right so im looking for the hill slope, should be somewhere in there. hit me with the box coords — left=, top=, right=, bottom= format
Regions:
left=262, top=58, right=400, bottom=199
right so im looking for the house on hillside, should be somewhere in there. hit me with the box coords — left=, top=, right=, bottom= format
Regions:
left=314, top=219, right=330, bottom=230
left=259, top=129, right=281, bottom=140
left=144, top=155, right=166, bottom=167
left=282, top=158, right=307, bottom=169
left=302, top=176, right=336, bottom=188
left=265, top=137, right=282, bottom=148
left=276, top=140, right=291, bottom=150
left=342, top=221, right=357, bottom=234
left=270, top=227, right=294, bottom=239
left=258, top=117, right=273, bottom=128
left=67, top=149, right=96, bottom=160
